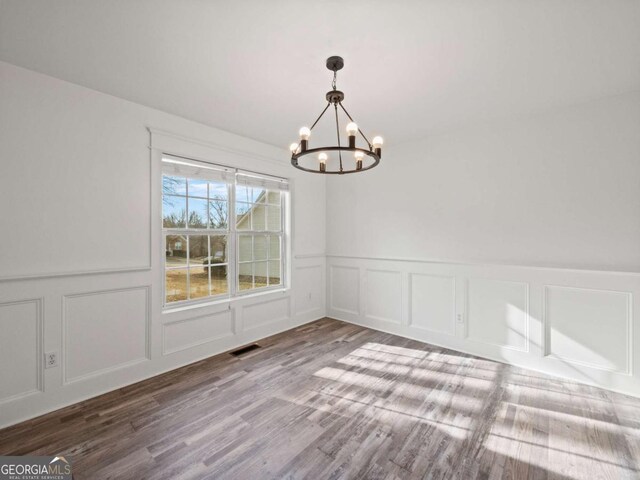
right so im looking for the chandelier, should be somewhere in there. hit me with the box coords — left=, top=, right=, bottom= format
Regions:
left=290, top=56, right=383, bottom=174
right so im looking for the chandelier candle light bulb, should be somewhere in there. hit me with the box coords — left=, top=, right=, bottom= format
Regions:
left=372, top=136, right=384, bottom=158
left=346, top=122, right=358, bottom=148
left=318, top=152, right=327, bottom=172
left=289, top=56, right=383, bottom=174
left=299, top=127, right=311, bottom=151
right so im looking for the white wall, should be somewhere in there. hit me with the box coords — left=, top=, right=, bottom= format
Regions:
left=0, top=62, right=326, bottom=428
left=327, top=92, right=640, bottom=398
left=328, top=91, right=640, bottom=272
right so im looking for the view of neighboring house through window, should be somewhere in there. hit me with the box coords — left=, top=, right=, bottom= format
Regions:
left=162, top=156, right=287, bottom=305
left=236, top=180, right=283, bottom=291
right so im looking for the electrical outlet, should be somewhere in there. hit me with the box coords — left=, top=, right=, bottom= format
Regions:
left=456, top=313, right=464, bottom=324
left=45, top=352, right=58, bottom=369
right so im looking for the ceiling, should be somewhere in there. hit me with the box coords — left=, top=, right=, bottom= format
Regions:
left=1, top=0, right=639, bottom=148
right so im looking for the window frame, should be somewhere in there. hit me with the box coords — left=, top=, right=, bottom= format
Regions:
left=161, top=155, right=288, bottom=309
left=234, top=187, right=285, bottom=296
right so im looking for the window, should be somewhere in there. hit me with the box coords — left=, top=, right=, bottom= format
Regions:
left=236, top=176, right=283, bottom=291
left=162, top=156, right=287, bottom=306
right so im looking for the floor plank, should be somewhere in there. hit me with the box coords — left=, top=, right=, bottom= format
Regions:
left=1, top=318, right=638, bottom=480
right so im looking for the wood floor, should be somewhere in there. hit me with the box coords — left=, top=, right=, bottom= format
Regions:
left=1, top=318, right=639, bottom=480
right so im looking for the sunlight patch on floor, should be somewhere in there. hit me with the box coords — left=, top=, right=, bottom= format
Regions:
left=282, top=388, right=472, bottom=441
left=360, top=342, right=431, bottom=359
left=503, top=401, right=640, bottom=437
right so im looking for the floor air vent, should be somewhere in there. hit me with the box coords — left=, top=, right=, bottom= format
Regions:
left=229, top=344, right=261, bottom=357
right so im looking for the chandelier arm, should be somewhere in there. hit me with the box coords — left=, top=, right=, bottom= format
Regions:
left=334, top=103, right=343, bottom=172
left=338, top=102, right=373, bottom=149
left=309, top=102, right=331, bottom=131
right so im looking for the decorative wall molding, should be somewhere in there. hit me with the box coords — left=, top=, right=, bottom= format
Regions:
left=326, top=253, right=640, bottom=277
left=326, top=255, right=640, bottom=398
left=242, top=296, right=291, bottom=332
left=0, top=270, right=325, bottom=428
left=295, top=253, right=326, bottom=259
left=162, top=309, right=236, bottom=355
left=543, top=285, right=633, bottom=375
left=294, top=264, right=324, bottom=316
left=329, top=265, right=360, bottom=316
left=364, top=269, right=403, bottom=324
left=62, top=286, right=151, bottom=385
left=295, top=264, right=324, bottom=270
left=0, top=298, right=44, bottom=404
left=465, top=278, right=530, bottom=353
left=408, top=273, right=456, bottom=336
left=0, top=265, right=151, bottom=283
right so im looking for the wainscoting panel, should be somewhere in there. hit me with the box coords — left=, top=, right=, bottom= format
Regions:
left=326, top=254, right=640, bottom=398
left=163, top=309, right=235, bottom=355
left=545, top=286, right=631, bottom=373
left=242, top=296, right=290, bottom=331
left=330, top=265, right=360, bottom=315
left=0, top=299, right=42, bottom=403
left=63, top=286, right=150, bottom=384
left=0, top=258, right=325, bottom=429
left=409, top=274, right=456, bottom=335
left=466, top=278, right=529, bottom=352
left=294, top=265, right=323, bottom=316
left=365, top=269, right=402, bottom=324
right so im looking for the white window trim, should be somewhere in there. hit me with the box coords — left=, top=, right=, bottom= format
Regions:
left=161, top=154, right=289, bottom=309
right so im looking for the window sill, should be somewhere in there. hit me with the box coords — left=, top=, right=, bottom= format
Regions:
left=162, top=287, right=289, bottom=315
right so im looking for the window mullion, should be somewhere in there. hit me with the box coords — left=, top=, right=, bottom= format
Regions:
left=206, top=181, right=212, bottom=297
left=207, top=231, right=212, bottom=297
left=281, top=191, right=285, bottom=287
left=164, top=228, right=227, bottom=234
left=186, top=235, right=190, bottom=300
left=185, top=182, right=189, bottom=229
left=229, top=181, right=237, bottom=298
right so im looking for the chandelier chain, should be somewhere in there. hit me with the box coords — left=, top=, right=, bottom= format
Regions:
left=332, top=70, right=337, bottom=91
